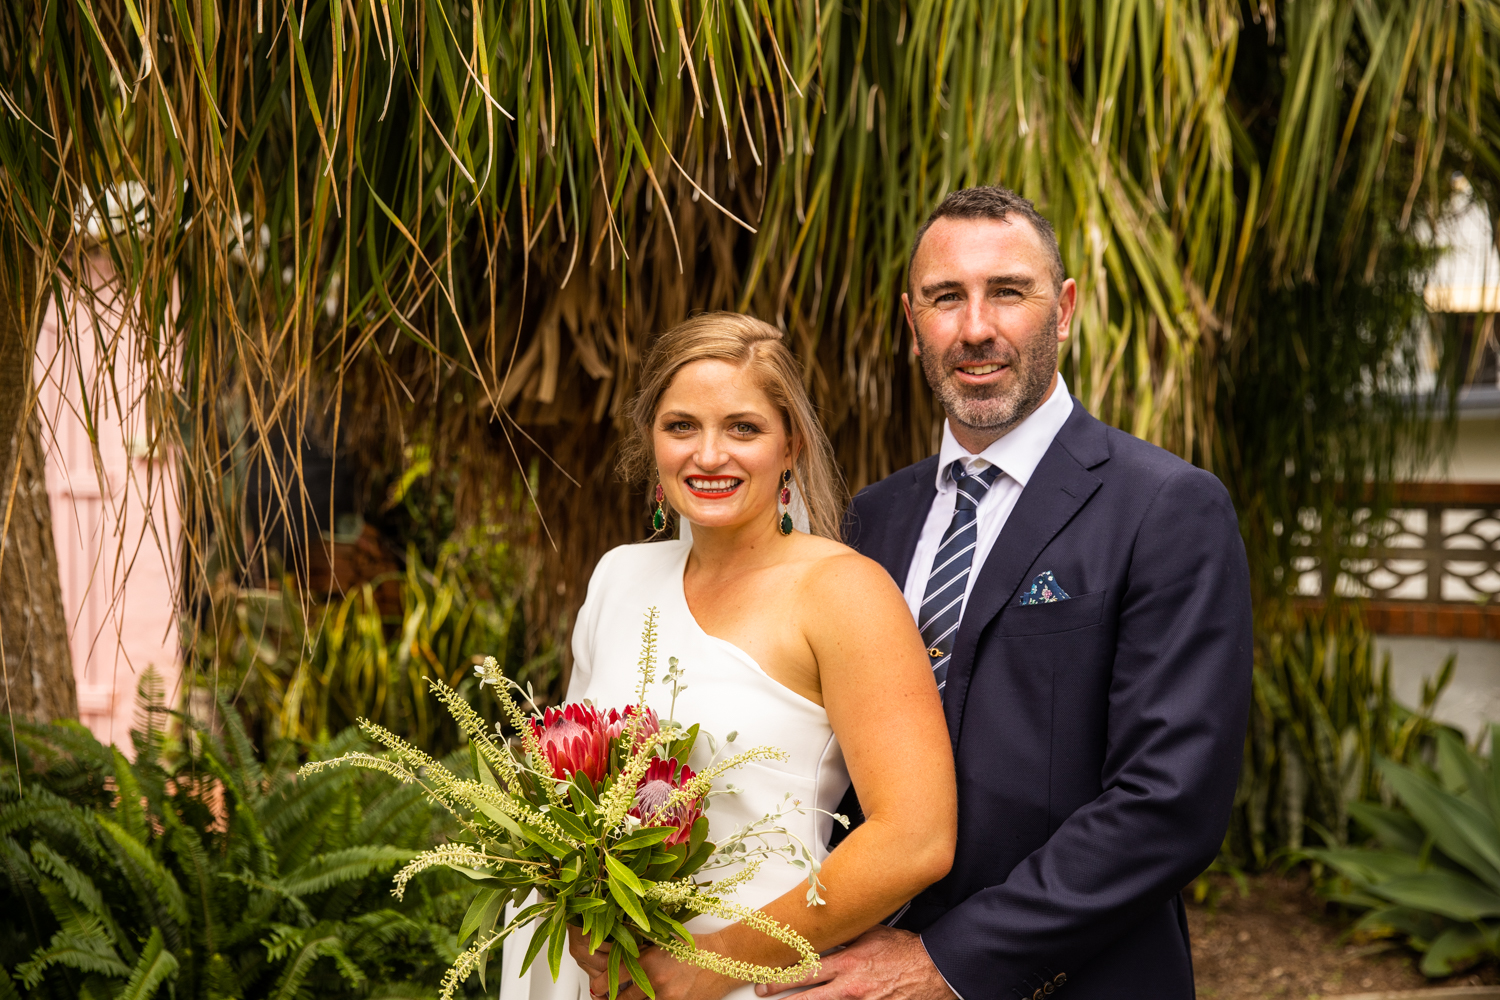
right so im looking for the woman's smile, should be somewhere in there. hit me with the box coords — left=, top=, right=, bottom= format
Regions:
left=684, top=475, right=744, bottom=498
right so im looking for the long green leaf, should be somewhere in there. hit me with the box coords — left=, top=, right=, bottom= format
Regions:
left=116, top=928, right=179, bottom=1000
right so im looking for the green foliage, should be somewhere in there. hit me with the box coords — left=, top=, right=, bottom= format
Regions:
left=1309, top=728, right=1500, bottom=978
left=0, top=679, right=478, bottom=999
left=5, top=0, right=1496, bottom=630
left=198, top=526, right=559, bottom=755
left=1221, top=196, right=1447, bottom=603
left=1223, top=610, right=1453, bottom=869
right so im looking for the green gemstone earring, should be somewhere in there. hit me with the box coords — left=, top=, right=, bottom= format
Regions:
left=778, top=470, right=794, bottom=535
left=652, top=482, right=667, bottom=532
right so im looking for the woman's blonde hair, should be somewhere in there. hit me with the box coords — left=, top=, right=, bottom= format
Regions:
left=620, top=312, right=846, bottom=539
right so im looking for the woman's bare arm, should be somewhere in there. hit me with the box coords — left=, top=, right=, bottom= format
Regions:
left=572, top=551, right=956, bottom=1000
left=709, top=550, right=957, bottom=962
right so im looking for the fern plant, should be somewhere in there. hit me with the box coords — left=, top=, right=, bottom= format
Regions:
left=0, top=677, right=477, bottom=999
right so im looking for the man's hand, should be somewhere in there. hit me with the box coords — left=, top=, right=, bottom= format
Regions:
left=753, top=926, right=955, bottom=1000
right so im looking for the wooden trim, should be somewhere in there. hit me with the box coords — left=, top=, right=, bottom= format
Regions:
left=1391, top=482, right=1500, bottom=504
left=1332, top=600, right=1500, bottom=639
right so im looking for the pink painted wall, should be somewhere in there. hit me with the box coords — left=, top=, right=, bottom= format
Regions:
left=34, top=264, right=181, bottom=752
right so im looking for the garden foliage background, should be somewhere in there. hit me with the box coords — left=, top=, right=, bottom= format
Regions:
left=6, top=0, right=1500, bottom=992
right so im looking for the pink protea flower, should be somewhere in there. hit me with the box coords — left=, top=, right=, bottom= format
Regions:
left=532, top=704, right=610, bottom=783
left=602, top=705, right=660, bottom=742
left=630, top=758, right=703, bottom=846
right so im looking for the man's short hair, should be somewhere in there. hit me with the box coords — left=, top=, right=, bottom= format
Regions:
left=907, top=185, right=1065, bottom=294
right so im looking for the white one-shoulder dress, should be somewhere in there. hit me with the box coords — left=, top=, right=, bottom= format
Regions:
left=498, top=539, right=849, bottom=1000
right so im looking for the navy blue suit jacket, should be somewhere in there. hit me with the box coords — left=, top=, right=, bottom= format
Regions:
left=841, top=400, right=1252, bottom=1000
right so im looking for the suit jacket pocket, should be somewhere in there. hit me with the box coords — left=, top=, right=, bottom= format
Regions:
left=996, top=589, right=1105, bottom=636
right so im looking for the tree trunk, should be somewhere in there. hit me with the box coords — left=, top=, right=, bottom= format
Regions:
left=0, top=236, right=76, bottom=723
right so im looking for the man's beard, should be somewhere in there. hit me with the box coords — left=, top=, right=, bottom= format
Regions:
left=915, top=307, right=1059, bottom=437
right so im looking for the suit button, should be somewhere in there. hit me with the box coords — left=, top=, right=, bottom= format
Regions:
left=1042, top=986, right=1054, bottom=995
left=1054, top=973, right=1067, bottom=986
left=1032, top=991, right=1043, bottom=1000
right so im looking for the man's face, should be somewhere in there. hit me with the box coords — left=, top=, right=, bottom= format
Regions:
left=903, top=216, right=1077, bottom=447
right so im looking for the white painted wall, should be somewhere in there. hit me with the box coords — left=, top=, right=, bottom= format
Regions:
left=1375, top=636, right=1500, bottom=742
left=1427, top=415, right=1500, bottom=483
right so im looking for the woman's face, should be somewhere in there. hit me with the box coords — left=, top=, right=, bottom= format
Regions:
left=653, top=359, right=794, bottom=533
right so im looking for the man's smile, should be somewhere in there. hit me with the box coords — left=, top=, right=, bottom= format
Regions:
left=953, top=361, right=1010, bottom=385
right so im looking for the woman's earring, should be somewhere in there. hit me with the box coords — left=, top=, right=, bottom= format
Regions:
left=652, top=482, right=667, bottom=532
left=778, top=470, right=794, bottom=536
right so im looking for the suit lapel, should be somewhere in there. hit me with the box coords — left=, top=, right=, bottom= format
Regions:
left=941, top=407, right=1107, bottom=742
left=868, top=456, right=938, bottom=586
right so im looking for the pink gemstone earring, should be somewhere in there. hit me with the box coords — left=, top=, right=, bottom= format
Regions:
left=652, top=482, right=667, bottom=532
left=778, top=470, right=793, bottom=535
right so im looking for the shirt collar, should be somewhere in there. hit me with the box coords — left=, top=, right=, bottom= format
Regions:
left=934, top=373, right=1074, bottom=492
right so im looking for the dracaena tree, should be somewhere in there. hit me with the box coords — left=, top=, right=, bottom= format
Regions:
left=1, top=0, right=1498, bottom=721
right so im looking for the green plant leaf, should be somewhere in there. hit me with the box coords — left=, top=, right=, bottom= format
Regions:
left=547, top=905, right=569, bottom=982
left=687, top=816, right=709, bottom=858
left=115, top=927, right=180, bottom=1000
left=1376, top=871, right=1500, bottom=922
left=278, top=846, right=416, bottom=896
left=475, top=800, right=526, bottom=840
left=621, top=946, right=657, bottom=1000
left=1380, top=758, right=1500, bottom=891
left=460, top=888, right=506, bottom=948
left=109, top=749, right=149, bottom=844
left=1353, top=904, right=1447, bottom=944
left=1304, top=847, right=1425, bottom=887
left=95, top=817, right=190, bottom=927
left=653, top=910, right=694, bottom=946
left=520, top=904, right=556, bottom=976
left=517, top=819, right=575, bottom=856
left=1421, top=922, right=1500, bottom=977
left=14, top=929, right=132, bottom=988
left=1349, top=801, right=1426, bottom=855
left=607, top=938, right=624, bottom=999
left=612, top=924, right=639, bottom=958
left=612, top=826, right=674, bottom=852
left=603, top=856, right=650, bottom=929
left=679, top=835, right=715, bottom=878
left=268, top=926, right=365, bottom=1000
left=547, top=806, right=593, bottom=843
left=603, top=852, right=646, bottom=896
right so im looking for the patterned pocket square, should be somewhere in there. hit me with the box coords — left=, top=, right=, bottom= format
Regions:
left=1019, top=571, right=1071, bottom=605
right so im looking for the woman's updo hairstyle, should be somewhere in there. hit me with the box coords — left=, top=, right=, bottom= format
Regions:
left=619, top=312, right=846, bottom=540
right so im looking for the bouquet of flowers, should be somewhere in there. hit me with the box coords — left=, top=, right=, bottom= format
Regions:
left=302, top=609, right=823, bottom=1000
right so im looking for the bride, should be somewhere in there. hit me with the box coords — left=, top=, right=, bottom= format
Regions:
left=499, top=312, right=956, bottom=1000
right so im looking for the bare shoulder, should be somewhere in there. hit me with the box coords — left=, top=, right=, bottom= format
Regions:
left=785, top=536, right=925, bottom=677
left=785, top=534, right=905, bottom=616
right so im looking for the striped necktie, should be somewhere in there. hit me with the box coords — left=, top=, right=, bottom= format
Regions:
left=919, top=461, right=1003, bottom=696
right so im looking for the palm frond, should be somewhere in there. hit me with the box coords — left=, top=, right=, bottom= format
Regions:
left=3, top=0, right=1497, bottom=688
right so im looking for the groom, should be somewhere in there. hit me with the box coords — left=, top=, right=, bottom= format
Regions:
left=798, top=187, right=1253, bottom=1000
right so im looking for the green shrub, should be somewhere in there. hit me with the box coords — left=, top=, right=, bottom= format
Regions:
left=1223, top=610, right=1451, bottom=868
left=1310, top=729, right=1500, bottom=977
left=198, top=526, right=561, bottom=755
left=0, top=678, right=478, bottom=999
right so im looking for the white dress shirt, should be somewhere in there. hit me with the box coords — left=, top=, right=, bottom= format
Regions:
left=902, top=375, right=1075, bottom=623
